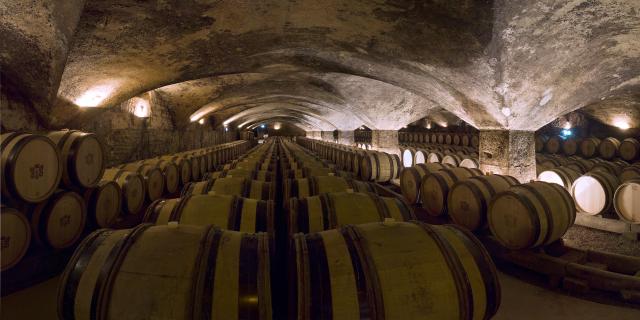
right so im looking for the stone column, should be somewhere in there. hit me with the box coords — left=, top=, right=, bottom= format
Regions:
left=371, top=130, right=400, bottom=156
left=479, top=130, right=536, bottom=183
left=337, top=130, right=355, bottom=146
left=306, top=131, right=321, bottom=139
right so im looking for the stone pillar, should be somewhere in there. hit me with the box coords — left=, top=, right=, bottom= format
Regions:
left=306, top=131, right=321, bottom=139
left=371, top=130, right=400, bottom=156
left=337, top=130, right=355, bottom=146
left=479, top=130, right=536, bottom=183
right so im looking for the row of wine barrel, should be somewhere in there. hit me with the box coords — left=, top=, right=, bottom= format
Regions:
left=535, top=135, right=640, bottom=161
left=400, top=145, right=479, bottom=168
left=1, top=130, right=106, bottom=205
left=296, top=137, right=402, bottom=182
left=536, top=156, right=640, bottom=223
left=398, top=131, right=480, bottom=148
left=59, top=221, right=500, bottom=320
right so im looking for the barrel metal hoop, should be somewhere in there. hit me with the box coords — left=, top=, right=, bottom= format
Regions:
left=238, top=234, right=260, bottom=319
left=305, top=233, right=334, bottom=319
left=192, top=226, right=222, bottom=320
left=519, top=183, right=554, bottom=246
left=319, top=193, right=334, bottom=230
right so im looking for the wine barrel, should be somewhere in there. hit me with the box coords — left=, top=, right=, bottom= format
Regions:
left=1, top=132, right=62, bottom=203
left=58, top=224, right=271, bottom=320
left=539, top=156, right=569, bottom=168
left=420, top=167, right=483, bottom=216
left=620, top=138, right=640, bottom=161
left=591, top=160, right=627, bottom=176
left=620, top=164, right=640, bottom=182
left=445, top=134, right=453, bottom=145
left=537, top=167, right=582, bottom=191
left=288, top=192, right=414, bottom=234
left=427, top=151, right=445, bottom=163
left=144, top=194, right=274, bottom=233
left=141, top=159, right=180, bottom=194
left=204, top=169, right=274, bottom=182
left=452, top=134, right=461, bottom=146
left=598, top=137, right=621, bottom=160
left=160, top=155, right=192, bottom=185
left=101, top=168, right=145, bottom=215
left=119, top=163, right=165, bottom=201
left=401, top=147, right=416, bottom=167
left=580, top=137, right=601, bottom=158
left=459, top=158, right=480, bottom=169
left=545, top=136, right=561, bottom=154
left=27, top=190, right=87, bottom=249
left=613, top=179, right=640, bottom=224
left=565, top=157, right=595, bottom=173
left=285, top=176, right=376, bottom=200
left=399, top=163, right=450, bottom=204
left=488, top=181, right=575, bottom=249
left=448, top=174, right=519, bottom=231
left=1, top=206, right=31, bottom=271
left=182, top=177, right=275, bottom=201
left=413, top=148, right=430, bottom=164
left=562, top=138, right=580, bottom=156
left=535, top=135, right=548, bottom=153
left=571, top=171, right=620, bottom=216
left=290, top=221, right=500, bottom=320
left=82, top=181, right=121, bottom=228
left=461, top=134, right=470, bottom=147
left=471, top=135, right=479, bottom=148
left=442, top=154, right=463, bottom=167
left=359, top=150, right=402, bottom=182
left=430, top=133, right=438, bottom=144
left=47, top=130, right=105, bottom=189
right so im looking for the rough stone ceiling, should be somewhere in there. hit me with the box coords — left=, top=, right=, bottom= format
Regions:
left=1, top=0, right=639, bottom=131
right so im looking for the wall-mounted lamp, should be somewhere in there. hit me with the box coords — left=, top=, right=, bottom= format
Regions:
left=198, top=118, right=205, bottom=125
left=75, top=84, right=116, bottom=108
left=274, top=122, right=281, bottom=130
left=563, top=121, right=572, bottom=130
left=130, top=97, right=151, bottom=118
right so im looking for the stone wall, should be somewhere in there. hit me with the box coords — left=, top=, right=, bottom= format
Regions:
left=1, top=86, right=238, bottom=167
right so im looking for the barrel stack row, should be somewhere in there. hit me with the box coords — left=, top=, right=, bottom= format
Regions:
left=536, top=153, right=640, bottom=224
left=398, top=163, right=577, bottom=250
left=399, top=131, right=480, bottom=148
left=536, top=135, right=640, bottom=161
left=296, top=137, right=402, bottom=183
left=1, top=129, right=254, bottom=272
left=59, top=137, right=503, bottom=320
left=1, top=130, right=107, bottom=272
left=400, top=144, right=479, bottom=168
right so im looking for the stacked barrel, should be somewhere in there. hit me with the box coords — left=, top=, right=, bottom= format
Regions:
left=399, top=133, right=480, bottom=170
left=535, top=135, right=640, bottom=224
left=1, top=130, right=103, bottom=271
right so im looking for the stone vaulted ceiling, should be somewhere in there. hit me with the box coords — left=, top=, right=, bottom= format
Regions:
left=1, top=0, right=639, bottom=131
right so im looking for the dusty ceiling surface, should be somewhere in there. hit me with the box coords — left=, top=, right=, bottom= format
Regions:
left=1, top=0, right=639, bottom=131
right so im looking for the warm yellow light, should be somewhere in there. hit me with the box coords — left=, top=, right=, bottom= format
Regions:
left=131, top=97, right=150, bottom=118
left=563, top=121, right=572, bottom=129
left=614, top=120, right=630, bottom=130
left=198, top=118, right=205, bottom=125
left=75, top=85, right=115, bottom=107
left=274, top=122, right=281, bottom=130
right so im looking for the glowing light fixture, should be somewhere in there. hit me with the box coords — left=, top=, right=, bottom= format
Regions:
left=130, top=97, right=150, bottom=118
left=561, top=129, right=572, bottom=137
left=261, top=124, right=266, bottom=129
left=274, top=122, right=282, bottom=130
left=501, top=107, right=511, bottom=117
left=613, top=118, right=630, bottom=130
left=198, top=118, right=205, bottom=125
left=563, top=121, right=572, bottom=130
left=75, top=85, right=115, bottom=107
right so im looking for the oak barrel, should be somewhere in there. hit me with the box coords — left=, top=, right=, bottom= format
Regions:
left=545, top=136, right=561, bottom=154
left=47, top=130, right=105, bottom=189
left=442, top=154, right=463, bottom=167
left=285, top=176, right=376, bottom=201
left=535, top=135, right=548, bottom=153
left=459, top=158, right=480, bottom=169
left=144, top=194, right=274, bottom=233
left=288, top=192, right=414, bottom=234
left=598, top=137, right=621, bottom=160
left=591, top=160, right=627, bottom=176
left=620, top=138, right=640, bottom=161
left=141, top=159, right=180, bottom=194
left=537, top=167, right=582, bottom=191
left=620, top=164, right=640, bottom=182
left=580, top=137, right=601, bottom=158
left=488, top=181, right=575, bottom=249
left=58, top=224, right=271, bottom=320
left=1, top=206, right=31, bottom=271
left=359, top=150, right=402, bottom=182
left=1, top=132, right=62, bottom=203
left=101, top=168, right=145, bottom=215
left=571, top=171, right=620, bottom=216
left=182, top=177, right=275, bottom=201
left=613, top=179, right=640, bottom=224
left=399, top=163, right=450, bottom=204
left=562, top=138, right=580, bottom=156
left=119, top=163, right=165, bottom=201
left=448, top=174, right=519, bottom=231
left=290, top=221, right=500, bottom=320
left=420, top=167, right=483, bottom=216
left=82, top=181, right=121, bottom=228
left=28, top=190, right=87, bottom=249
left=160, top=155, right=192, bottom=185
left=427, top=151, right=445, bottom=163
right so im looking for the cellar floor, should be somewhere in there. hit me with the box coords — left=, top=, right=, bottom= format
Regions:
left=2, top=271, right=639, bottom=319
